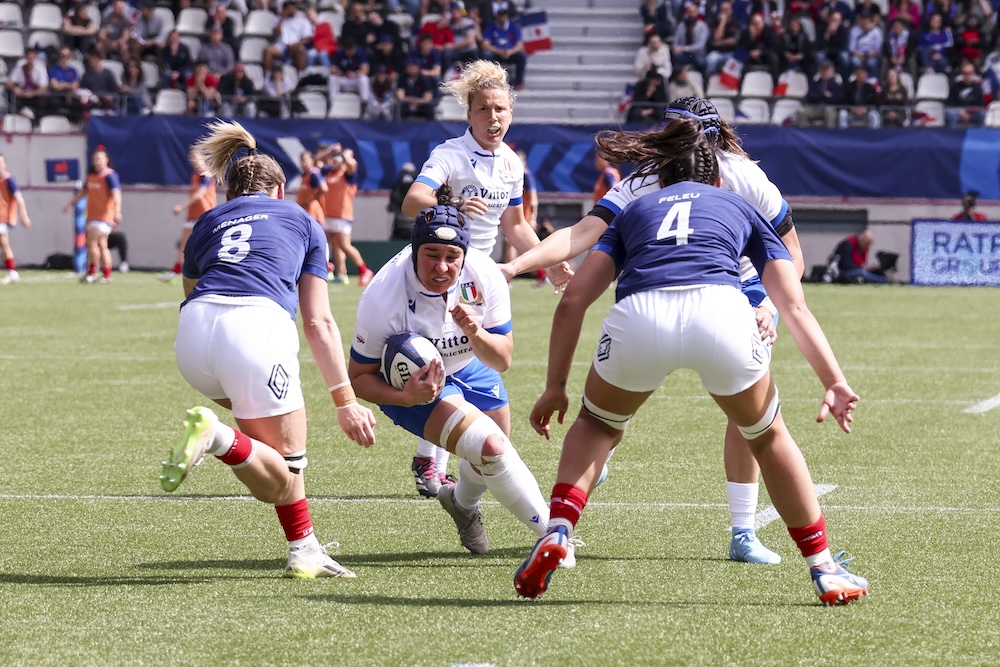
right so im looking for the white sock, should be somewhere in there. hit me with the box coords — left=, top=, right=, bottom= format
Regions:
left=454, top=458, right=487, bottom=511
left=805, top=548, right=834, bottom=568
left=435, top=447, right=450, bottom=475
left=208, top=421, right=237, bottom=456
left=481, top=445, right=549, bottom=536
left=415, top=437, right=437, bottom=459
left=727, top=481, right=759, bottom=531
left=289, top=533, right=321, bottom=552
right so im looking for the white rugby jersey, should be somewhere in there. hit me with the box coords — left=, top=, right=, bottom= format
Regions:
left=597, top=151, right=789, bottom=283
left=351, top=246, right=513, bottom=376
left=413, top=129, right=524, bottom=256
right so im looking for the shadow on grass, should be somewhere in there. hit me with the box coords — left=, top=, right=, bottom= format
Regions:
left=0, top=572, right=215, bottom=586
left=299, top=593, right=820, bottom=609
left=137, top=558, right=282, bottom=571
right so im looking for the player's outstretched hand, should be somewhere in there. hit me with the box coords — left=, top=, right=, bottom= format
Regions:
left=402, top=358, right=445, bottom=407
left=530, top=387, right=569, bottom=440
left=337, top=402, right=377, bottom=447
left=817, top=380, right=858, bottom=434
left=545, top=261, right=574, bottom=293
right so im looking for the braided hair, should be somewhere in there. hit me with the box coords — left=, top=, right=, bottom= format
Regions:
left=595, top=119, right=719, bottom=189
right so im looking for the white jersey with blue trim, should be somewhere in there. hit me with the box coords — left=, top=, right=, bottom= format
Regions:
left=413, top=128, right=524, bottom=256
left=351, top=245, right=513, bottom=376
left=594, top=182, right=793, bottom=303
left=597, top=150, right=788, bottom=283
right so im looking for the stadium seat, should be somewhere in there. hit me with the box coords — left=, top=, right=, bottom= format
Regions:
left=436, top=94, right=465, bottom=121
left=243, top=62, right=265, bottom=90
left=915, top=72, right=949, bottom=101
left=153, top=6, right=175, bottom=41
left=740, top=71, right=773, bottom=98
left=986, top=101, right=1000, bottom=128
left=899, top=71, right=915, bottom=100
left=239, top=37, right=269, bottom=65
left=102, top=59, right=124, bottom=87
left=84, top=3, right=101, bottom=30
left=27, top=3, right=61, bottom=32
left=778, top=71, right=808, bottom=99
left=771, top=98, right=802, bottom=125
left=913, top=100, right=945, bottom=127
left=318, top=10, right=345, bottom=37
left=180, top=35, right=202, bottom=61
left=244, top=10, right=277, bottom=37
left=0, top=29, right=24, bottom=60
left=328, top=92, right=362, bottom=119
left=176, top=7, right=208, bottom=37
left=153, top=88, right=187, bottom=115
left=297, top=90, right=327, bottom=118
left=283, top=63, right=299, bottom=90
left=27, top=30, right=60, bottom=53
left=0, top=3, right=24, bottom=29
left=2, top=113, right=32, bottom=133
left=227, top=9, right=244, bottom=37
left=797, top=15, right=816, bottom=42
left=141, top=60, right=160, bottom=90
left=706, top=73, right=738, bottom=98
left=686, top=69, right=704, bottom=95
left=708, top=97, right=736, bottom=122
left=38, top=114, right=72, bottom=133
left=736, top=98, right=770, bottom=124
left=386, top=10, right=413, bottom=39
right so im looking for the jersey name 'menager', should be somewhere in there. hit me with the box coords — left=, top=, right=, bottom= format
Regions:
left=211, top=213, right=269, bottom=234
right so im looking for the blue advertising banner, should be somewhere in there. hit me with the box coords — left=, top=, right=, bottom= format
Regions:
left=911, top=219, right=1000, bottom=286
left=45, top=158, right=80, bottom=183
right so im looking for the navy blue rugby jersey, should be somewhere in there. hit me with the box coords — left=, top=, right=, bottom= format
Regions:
left=594, top=182, right=792, bottom=302
left=181, top=193, right=328, bottom=319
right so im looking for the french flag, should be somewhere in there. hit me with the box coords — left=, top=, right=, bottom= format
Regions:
left=719, top=48, right=748, bottom=90
left=520, top=11, right=552, bottom=55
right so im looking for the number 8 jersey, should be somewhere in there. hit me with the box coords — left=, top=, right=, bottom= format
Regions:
left=181, top=194, right=329, bottom=319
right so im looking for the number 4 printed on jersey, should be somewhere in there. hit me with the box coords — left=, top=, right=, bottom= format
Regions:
left=656, top=201, right=693, bottom=245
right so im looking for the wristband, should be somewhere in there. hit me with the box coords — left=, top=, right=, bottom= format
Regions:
left=757, top=297, right=777, bottom=319
left=330, top=384, right=356, bottom=408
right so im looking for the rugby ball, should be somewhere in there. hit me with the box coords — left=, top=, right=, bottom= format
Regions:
left=381, top=332, right=444, bottom=402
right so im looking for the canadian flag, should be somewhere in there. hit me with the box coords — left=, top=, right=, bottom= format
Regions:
left=520, top=11, right=552, bottom=55
left=718, top=48, right=748, bottom=90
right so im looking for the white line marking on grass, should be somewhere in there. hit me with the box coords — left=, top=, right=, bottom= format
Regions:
left=963, top=393, right=1000, bottom=413
left=116, top=302, right=179, bottom=311
left=755, top=484, right=837, bottom=530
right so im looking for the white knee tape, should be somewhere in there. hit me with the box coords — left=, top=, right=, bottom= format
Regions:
left=582, top=395, right=632, bottom=430
left=283, top=449, right=309, bottom=474
left=454, top=416, right=508, bottom=476
left=439, top=403, right=476, bottom=449
left=737, top=390, right=781, bottom=440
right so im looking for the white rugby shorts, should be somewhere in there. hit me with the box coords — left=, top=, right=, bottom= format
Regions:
left=0, top=222, right=10, bottom=235
left=87, top=220, right=114, bottom=236
left=324, top=217, right=353, bottom=234
left=592, top=284, right=769, bottom=397
left=175, top=297, right=304, bottom=419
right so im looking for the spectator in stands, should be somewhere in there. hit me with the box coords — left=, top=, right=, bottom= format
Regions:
left=879, top=66, right=910, bottom=126
left=162, top=30, right=194, bottom=90
left=952, top=189, right=988, bottom=220
left=260, top=65, right=295, bottom=118
left=884, top=17, right=918, bottom=79
left=855, top=0, right=884, bottom=22
left=132, top=1, right=166, bottom=63
left=419, top=8, right=456, bottom=50
left=369, top=9, right=403, bottom=46
left=370, top=32, right=407, bottom=81
left=739, top=12, right=781, bottom=82
left=925, top=0, right=958, bottom=27
left=366, top=64, right=396, bottom=119
left=640, top=0, right=677, bottom=42
left=64, top=1, right=99, bottom=57
left=48, top=47, right=82, bottom=123
left=218, top=63, right=258, bottom=117
left=413, top=33, right=444, bottom=84
left=816, top=0, right=856, bottom=27
left=954, top=14, right=986, bottom=66
left=848, top=12, right=884, bottom=76
left=673, top=2, right=710, bottom=76
left=264, top=0, right=313, bottom=72
left=955, top=0, right=993, bottom=31
left=635, top=33, right=673, bottom=80
left=329, top=37, right=373, bottom=111
left=838, top=63, right=881, bottom=127
left=443, top=1, right=482, bottom=74
left=186, top=60, right=221, bottom=115
left=919, top=13, right=954, bottom=74
left=888, top=0, right=922, bottom=27
left=627, top=70, right=668, bottom=122
left=482, top=2, right=526, bottom=89
left=666, top=63, right=705, bottom=102
left=826, top=229, right=890, bottom=284
left=201, top=26, right=236, bottom=77
left=307, top=7, right=338, bottom=68
left=99, top=0, right=135, bottom=62
left=815, top=11, right=851, bottom=80
left=945, top=58, right=986, bottom=126
left=782, top=15, right=815, bottom=77
left=706, top=1, right=740, bottom=76
left=121, top=58, right=152, bottom=114
left=797, top=58, right=843, bottom=127
left=80, top=51, right=122, bottom=116
left=341, top=1, right=378, bottom=51
left=6, top=46, right=49, bottom=121
left=396, top=58, right=436, bottom=119
left=205, top=1, right=240, bottom=53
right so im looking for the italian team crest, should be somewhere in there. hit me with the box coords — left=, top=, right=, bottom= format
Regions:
left=459, top=281, right=483, bottom=305
left=500, top=158, right=513, bottom=177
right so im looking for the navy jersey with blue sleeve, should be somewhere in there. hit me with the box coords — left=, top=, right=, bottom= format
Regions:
left=594, top=183, right=792, bottom=302
left=181, top=194, right=329, bottom=319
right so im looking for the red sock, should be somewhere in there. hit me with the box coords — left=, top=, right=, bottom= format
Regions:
left=357, top=262, right=368, bottom=273
left=535, top=269, right=545, bottom=281
left=102, top=265, right=112, bottom=279
left=216, top=430, right=253, bottom=467
left=5, top=258, right=14, bottom=271
left=788, top=515, right=829, bottom=558
left=550, top=483, right=589, bottom=530
left=171, top=262, right=182, bottom=275
left=275, top=498, right=315, bottom=542
left=88, top=263, right=97, bottom=276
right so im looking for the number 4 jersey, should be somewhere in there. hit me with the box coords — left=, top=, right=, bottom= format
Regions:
left=595, top=182, right=792, bottom=303
left=181, top=194, right=329, bottom=319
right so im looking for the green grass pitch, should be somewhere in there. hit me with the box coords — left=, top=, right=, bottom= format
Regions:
left=1, top=271, right=998, bottom=666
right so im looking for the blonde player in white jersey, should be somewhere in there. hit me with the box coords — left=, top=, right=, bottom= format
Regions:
left=400, top=59, right=569, bottom=498
left=500, top=97, right=806, bottom=566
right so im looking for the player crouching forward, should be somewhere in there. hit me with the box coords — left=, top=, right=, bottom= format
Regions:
left=348, top=186, right=560, bottom=559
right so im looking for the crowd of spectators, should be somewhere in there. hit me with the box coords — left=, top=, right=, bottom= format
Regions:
left=3, top=0, right=538, bottom=126
left=629, top=0, right=1000, bottom=128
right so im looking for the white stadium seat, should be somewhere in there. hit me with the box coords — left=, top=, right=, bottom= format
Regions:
left=737, top=98, right=770, bottom=124
left=153, top=89, right=187, bottom=115
left=38, top=114, right=72, bottom=133
left=328, top=92, right=362, bottom=119
left=28, top=3, right=62, bottom=32
left=915, top=72, right=949, bottom=101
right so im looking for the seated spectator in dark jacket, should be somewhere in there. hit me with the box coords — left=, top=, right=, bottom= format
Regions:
left=627, top=70, right=668, bottom=123
left=132, top=1, right=165, bottom=62
left=98, top=0, right=133, bottom=62
left=370, top=33, right=407, bottom=82
left=481, top=2, right=526, bottom=88
left=826, top=229, right=890, bottom=283
left=782, top=15, right=815, bottom=76
left=946, top=59, right=986, bottom=127
left=918, top=13, right=954, bottom=74
left=412, top=33, right=444, bottom=84
left=739, top=12, right=781, bottom=82
left=200, top=26, right=236, bottom=78
left=161, top=30, right=193, bottom=90
left=879, top=67, right=910, bottom=127
left=218, top=63, right=258, bottom=118
left=954, top=15, right=986, bottom=66
left=396, top=59, right=436, bottom=120
left=838, top=64, right=880, bottom=127
left=706, top=1, right=741, bottom=75
left=64, top=0, right=98, bottom=57
left=884, top=17, right=917, bottom=80
left=797, top=59, right=843, bottom=127
left=79, top=51, right=121, bottom=115
left=205, top=1, right=239, bottom=53
left=641, top=0, right=677, bottom=43
left=815, top=11, right=851, bottom=80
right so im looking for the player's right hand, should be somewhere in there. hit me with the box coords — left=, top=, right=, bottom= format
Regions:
left=337, top=403, right=377, bottom=447
left=403, top=358, right=445, bottom=406
left=459, top=196, right=489, bottom=218
left=529, top=387, right=569, bottom=440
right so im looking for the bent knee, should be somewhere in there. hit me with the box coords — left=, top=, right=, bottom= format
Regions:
left=480, top=434, right=505, bottom=460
